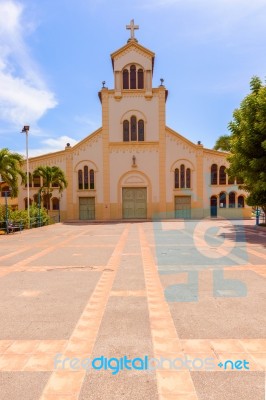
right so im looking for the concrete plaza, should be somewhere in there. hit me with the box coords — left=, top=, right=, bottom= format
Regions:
left=0, top=220, right=265, bottom=400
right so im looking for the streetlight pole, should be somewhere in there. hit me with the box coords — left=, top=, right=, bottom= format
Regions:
left=22, top=126, right=30, bottom=228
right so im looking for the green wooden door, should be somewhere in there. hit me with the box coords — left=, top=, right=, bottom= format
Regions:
left=122, top=188, right=147, bottom=219
left=79, top=197, right=95, bottom=220
left=175, top=196, right=191, bottom=219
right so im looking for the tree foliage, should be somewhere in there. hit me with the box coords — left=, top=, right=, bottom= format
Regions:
left=33, top=166, right=68, bottom=210
left=214, top=76, right=266, bottom=213
left=0, top=148, right=25, bottom=197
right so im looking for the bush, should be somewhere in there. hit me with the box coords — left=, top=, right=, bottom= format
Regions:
left=0, top=204, right=50, bottom=228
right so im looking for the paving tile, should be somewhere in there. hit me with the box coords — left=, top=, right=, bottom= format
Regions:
left=24, top=354, right=55, bottom=371
left=0, top=354, right=30, bottom=370
left=249, top=354, right=266, bottom=370
left=239, top=339, right=266, bottom=353
left=181, top=340, right=212, bottom=353
left=156, top=370, right=196, bottom=394
left=36, top=340, right=68, bottom=354
left=210, top=339, right=246, bottom=353
left=0, top=340, right=14, bottom=353
left=5, top=340, right=40, bottom=354
left=159, top=394, right=198, bottom=400
left=44, top=371, right=85, bottom=394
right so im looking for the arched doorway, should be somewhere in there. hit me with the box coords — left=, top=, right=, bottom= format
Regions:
left=210, top=196, right=217, bottom=217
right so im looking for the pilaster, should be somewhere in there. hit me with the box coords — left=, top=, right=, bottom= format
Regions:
left=101, top=88, right=111, bottom=219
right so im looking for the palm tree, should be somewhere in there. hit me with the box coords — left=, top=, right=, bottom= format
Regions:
left=33, top=166, right=68, bottom=210
left=0, top=148, right=25, bottom=197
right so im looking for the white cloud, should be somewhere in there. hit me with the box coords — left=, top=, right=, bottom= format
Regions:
left=28, top=136, right=78, bottom=157
left=0, top=1, right=57, bottom=127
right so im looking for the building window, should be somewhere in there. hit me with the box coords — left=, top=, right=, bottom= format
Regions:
left=219, top=166, right=226, bottom=185
left=33, top=174, right=41, bottom=188
left=138, top=69, right=144, bottom=89
left=78, top=167, right=95, bottom=190
left=123, top=69, right=129, bottom=89
left=186, top=168, right=191, bottom=188
left=219, top=192, right=226, bottom=208
left=174, top=166, right=192, bottom=189
left=123, top=120, right=129, bottom=141
left=123, top=65, right=144, bottom=89
left=211, top=164, right=218, bottom=185
left=78, top=170, right=83, bottom=190
left=238, top=195, right=245, bottom=208
left=24, top=198, right=32, bottom=210
left=52, top=197, right=59, bottom=210
left=180, top=164, right=185, bottom=188
left=228, top=176, right=235, bottom=184
left=123, top=116, right=145, bottom=142
left=131, top=116, right=137, bottom=141
left=229, top=192, right=236, bottom=208
left=84, top=166, right=89, bottom=189
left=138, top=120, right=144, bottom=141
left=130, top=65, right=136, bottom=89
left=174, top=168, right=179, bottom=188
left=89, top=169, right=95, bottom=189
left=33, top=194, right=39, bottom=204
left=1, top=186, right=10, bottom=197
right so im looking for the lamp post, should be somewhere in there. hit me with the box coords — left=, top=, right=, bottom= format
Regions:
left=22, top=125, right=30, bottom=228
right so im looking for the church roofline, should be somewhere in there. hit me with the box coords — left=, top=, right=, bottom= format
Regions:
left=166, top=126, right=229, bottom=155
left=24, top=128, right=103, bottom=163
left=110, top=41, right=155, bottom=72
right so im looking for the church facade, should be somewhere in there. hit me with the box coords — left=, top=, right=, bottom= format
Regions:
left=17, top=21, right=251, bottom=221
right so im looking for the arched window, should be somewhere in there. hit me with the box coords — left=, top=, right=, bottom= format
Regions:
left=180, top=164, right=185, bottom=188
left=84, top=166, right=89, bottom=189
left=131, top=116, right=137, bottom=141
left=228, top=176, right=235, bottom=184
left=78, top=169, right=83, bottom=190
left=229, top=192, right=236, bottom=208
left=186, top=168, right=191, bottom=188
left=238, top=195, right=245, bottom=208
left=123, top=69, right=129, bottom=89
left=89, top=169, right=94, bottom=189
left=123, top=120, right=129, bottom=141
left=219, top=192, right=226, bottom=208
left=138, top=120, right=144, bottom=141
left=52, top=198, right=59, bottom=210
left=138, top=69, right=144, bottom=89
left=24, top=198, right=32, bottom=210
left=130, top=65, right=136, bottom=89
left=219, top=166, right=226, bottom=185
left=33, top=174, right=41, bottom=188
left=211, top=164, right=218, bottom=185
left=1, top=185, right=10, bottom=197
left=174, top=168, right=179, bottom=188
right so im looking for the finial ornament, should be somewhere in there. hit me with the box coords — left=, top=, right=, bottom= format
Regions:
left=102, top=81, right=106, bottom=88
left=126, top=19, right=139, bottom=40
left=160, top=78, right=164, bottom=86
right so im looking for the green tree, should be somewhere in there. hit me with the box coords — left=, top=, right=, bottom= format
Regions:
left=214, top=76, right=266, bottom=214
left=0, top=148, right=25, bottom=197
left=33, top=166, right=68, bottom=210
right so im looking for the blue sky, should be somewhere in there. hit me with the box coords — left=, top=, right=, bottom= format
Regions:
left=0, top=0, right=266, bottom=157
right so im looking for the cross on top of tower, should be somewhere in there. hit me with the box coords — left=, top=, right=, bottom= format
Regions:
left=126, top=19, right=139, bottom=40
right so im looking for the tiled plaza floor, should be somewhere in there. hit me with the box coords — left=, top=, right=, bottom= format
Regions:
left=0, top=220, right=265, bottom=399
